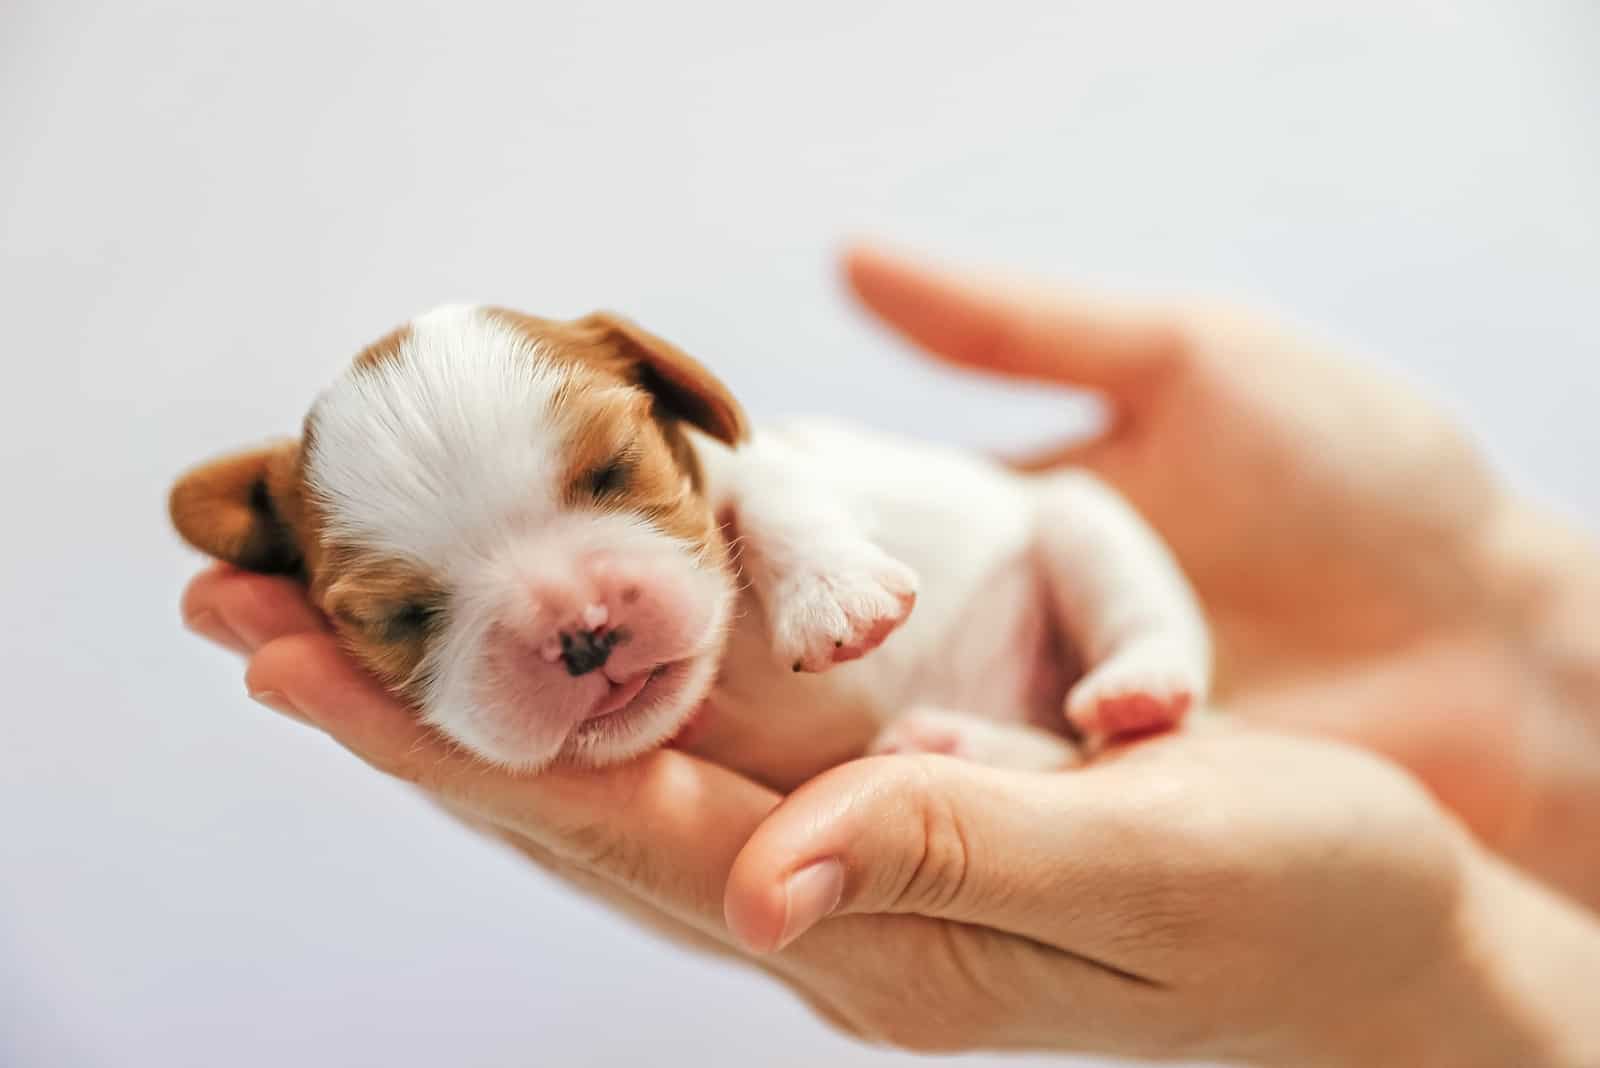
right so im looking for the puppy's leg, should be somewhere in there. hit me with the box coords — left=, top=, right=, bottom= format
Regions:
left=713, top=432, right=918, bottom=673
left=870, top=707, right=1078, bottom=771
left=1033, top=471, right=1210, bottom=742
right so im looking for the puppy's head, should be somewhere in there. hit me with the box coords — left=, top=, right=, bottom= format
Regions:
left=171, top=306, right=746, bottom=770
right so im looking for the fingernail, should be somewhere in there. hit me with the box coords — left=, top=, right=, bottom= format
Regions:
left=250, top=689, right=303, bottom=722
left=185, top=610, right=247, bottom=654
left=777, top=858, right=844, bottom=951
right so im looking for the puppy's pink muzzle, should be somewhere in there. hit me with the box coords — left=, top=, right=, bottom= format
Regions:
left=475, top=549, right=720, bottom=739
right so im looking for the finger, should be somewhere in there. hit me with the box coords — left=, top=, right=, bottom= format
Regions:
left=181, top=563, right=328, bottom=653
left=245, top=632, right=781, bottom=945
left=724, top=751, right=1194, bottom=977
left=842, top=242, right=1184, bottom=397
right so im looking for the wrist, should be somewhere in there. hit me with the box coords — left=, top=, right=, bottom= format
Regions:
left=1395, top=843, right=1599, bottom=1067
left=1278, top=833, right=1600, bottom=1068
left=1437, top=846, right=1600, bottom=1067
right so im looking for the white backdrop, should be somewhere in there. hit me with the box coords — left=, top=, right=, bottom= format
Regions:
left=3, top=3, right=1596, bottom=1066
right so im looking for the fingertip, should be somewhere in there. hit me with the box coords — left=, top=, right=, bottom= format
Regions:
left=840, top=238, right=921, bottom=303
left=836, top=234, right=873, bottom=274
left=840, top=242, right=1181, bottom=395
left=180, top=561, right=238, bottom=624
left=838, top=239, right=877, bottom=302
left=837, top=242, right=1022, bottom=378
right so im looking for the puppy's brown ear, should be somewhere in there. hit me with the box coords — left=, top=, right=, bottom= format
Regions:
left=169, top=441, right=305, bottom=574
left=577, top=312, right=748, bottom=446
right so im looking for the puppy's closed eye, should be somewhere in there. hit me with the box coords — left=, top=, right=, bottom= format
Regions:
left=582, top=453, right=633, bottom=500
left=380, top=600, right=441, bottom=642
left=334, top=599, right=442, bottom=643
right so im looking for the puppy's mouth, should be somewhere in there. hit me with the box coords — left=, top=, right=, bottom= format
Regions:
left=585, top=661, right=674, bottom=721
left=575, top=658, right=693, bottom=736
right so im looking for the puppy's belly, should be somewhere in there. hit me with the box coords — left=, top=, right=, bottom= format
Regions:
left=683, top=553, right=1074, bottom=791
left=906, top=551, right=1077, bottom=731
left=685, top=419, right=1079, bottom=789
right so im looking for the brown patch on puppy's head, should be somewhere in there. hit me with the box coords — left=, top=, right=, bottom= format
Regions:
left=488, top=307, right=748, bottom=552
left=570, top=310, right=748, bottom=448
left=489, top=308, right=747, bottom=448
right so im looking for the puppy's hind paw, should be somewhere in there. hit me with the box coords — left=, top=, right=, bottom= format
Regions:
left=1066, top=641, right=1202, bottom=742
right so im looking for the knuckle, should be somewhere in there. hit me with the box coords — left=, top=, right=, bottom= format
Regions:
left=557, top=816, right=645, bottom=882
left=549, top=780, right=654, bottom=884
left=884, top=759, right=973, bottom=916
left=368, top=743, right=444, bottom=790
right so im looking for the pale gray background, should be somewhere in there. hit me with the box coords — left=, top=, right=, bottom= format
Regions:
left=3, top=2, right=1596, bottom=1066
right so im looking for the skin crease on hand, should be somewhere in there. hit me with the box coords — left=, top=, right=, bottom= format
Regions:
left=180, top=244, right=1600, bottom=1066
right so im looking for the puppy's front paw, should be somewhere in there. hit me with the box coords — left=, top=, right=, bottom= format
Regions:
left=1066, top=640, right=1202, bottom=741
left=769, top=550, right=917, bottom=673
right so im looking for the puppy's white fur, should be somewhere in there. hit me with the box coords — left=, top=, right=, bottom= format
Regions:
left=309, top=305, right=571, bottom=559
left=301, top=305, right=1210, bottom=783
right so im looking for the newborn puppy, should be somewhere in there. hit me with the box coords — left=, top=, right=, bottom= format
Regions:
left=171, top=307, right=1209, bottom=788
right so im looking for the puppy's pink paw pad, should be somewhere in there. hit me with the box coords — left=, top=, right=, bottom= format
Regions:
left=1085, top=691, right=1192, bottom=738
left=1067, top=648, right=1202, bottom=742
left=822, top=589, right=915, bottom=666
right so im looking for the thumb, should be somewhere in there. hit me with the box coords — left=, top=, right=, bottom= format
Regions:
left=724, top=753, right=1170, bottom=975
left=842, top=241, right=1184, bottom=398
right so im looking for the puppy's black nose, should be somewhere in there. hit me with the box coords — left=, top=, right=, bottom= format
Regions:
left=560, top=628, right=614, bottom=676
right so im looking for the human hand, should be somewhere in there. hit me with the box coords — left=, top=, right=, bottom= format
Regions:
left=844, top=244, right=1600, bottom=907
left=724, top=723, right=1600, bottom=1067
left=180, top=570, right=1600, bottom=1065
